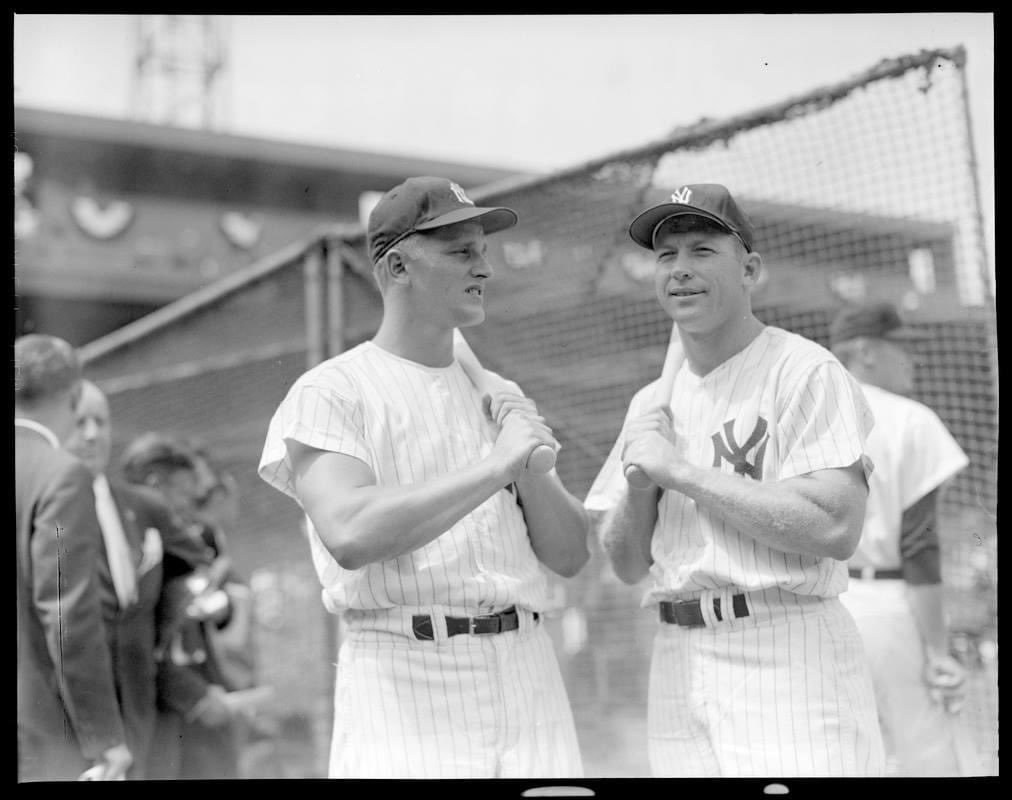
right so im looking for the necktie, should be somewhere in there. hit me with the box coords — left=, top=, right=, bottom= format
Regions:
left=93, top=474, right=139, bottom=609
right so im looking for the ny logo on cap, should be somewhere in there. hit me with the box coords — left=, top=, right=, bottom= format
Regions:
left=671, top=186, right=693, bottom=204
left=449, top=182, right=474, bottom=206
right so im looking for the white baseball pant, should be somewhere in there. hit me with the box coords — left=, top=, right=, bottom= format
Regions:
left=648, top=586, right=885, bottom=777
left=840, top=578, right=982, bottom=776
left=329, top=606, right=583, bottom=778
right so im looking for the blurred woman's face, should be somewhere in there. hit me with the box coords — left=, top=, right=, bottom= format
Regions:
left=154, top=468, right=204, bottom=523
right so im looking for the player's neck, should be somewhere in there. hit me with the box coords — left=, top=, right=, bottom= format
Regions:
left=681, top=315, right=765, bottom=377
left=372, top=316, right=455, bottom=368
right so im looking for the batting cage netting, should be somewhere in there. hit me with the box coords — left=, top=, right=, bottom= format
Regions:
left=85, top=46, right=995, bottom=777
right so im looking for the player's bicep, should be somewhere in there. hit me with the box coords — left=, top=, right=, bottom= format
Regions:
left=783, top=459, right=868, bottom=532
left=288, top=439, right=373, bottom=518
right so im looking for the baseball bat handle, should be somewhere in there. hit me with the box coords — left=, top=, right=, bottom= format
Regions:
left=526, top=443, right=557, bottom=475
left=453, top=328, right=556, bottom=477
left=623, top=463, right=654, bottom=490
left=622, top=324, right=684, bottom=491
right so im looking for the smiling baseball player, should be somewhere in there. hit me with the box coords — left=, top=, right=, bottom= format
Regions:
left=586, top=184, right=885, bottom=777
left=259, top=176, right=588, bottom=778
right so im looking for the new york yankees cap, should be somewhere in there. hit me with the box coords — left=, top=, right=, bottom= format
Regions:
left=367, top=176, right=519, bottom=264
left=628, top=183, right=756, bottom=252
left=829, top=301, right=929, bottom=347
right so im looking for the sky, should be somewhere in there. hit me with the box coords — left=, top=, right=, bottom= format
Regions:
left=14, top=13, right=994, bottom=253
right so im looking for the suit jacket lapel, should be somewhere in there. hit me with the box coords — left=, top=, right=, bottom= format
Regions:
left=108, top=484, right=144, bottom=569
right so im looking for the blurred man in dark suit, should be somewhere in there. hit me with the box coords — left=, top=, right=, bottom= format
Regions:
left=64, top=380, right=207, bottom=779
left=120, top=433, right=247, bottom=779
left=15, top=335, right=131, bottom=781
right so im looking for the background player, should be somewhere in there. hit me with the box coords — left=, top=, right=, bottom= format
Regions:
left=829, top=301, right=975, bottom=776
left=585, top=184, right=885, bottom=777
left=259, top=176, right=589, bottom=778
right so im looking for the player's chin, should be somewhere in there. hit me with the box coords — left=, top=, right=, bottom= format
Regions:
left=454, top=306, right=487, bottom=327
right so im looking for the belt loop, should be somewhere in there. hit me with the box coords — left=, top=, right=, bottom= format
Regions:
left=429, top=605, right=450, bottom=643
left=699, top=589, right=718, bottom=627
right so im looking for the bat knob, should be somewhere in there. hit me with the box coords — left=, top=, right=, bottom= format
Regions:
left=526, top=444, right=557, bottom=475
left=624, top=464, right=655, bottom=490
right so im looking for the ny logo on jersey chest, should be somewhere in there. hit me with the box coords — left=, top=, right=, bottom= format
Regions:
left=712, top=416, right=769, bottom=480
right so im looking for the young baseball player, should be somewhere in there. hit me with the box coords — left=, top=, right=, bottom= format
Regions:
left=830, top=302, right=976, bottom=776
left=586, top=184, right=886, bottom=777
left=259, top=176, right=589, bottom=778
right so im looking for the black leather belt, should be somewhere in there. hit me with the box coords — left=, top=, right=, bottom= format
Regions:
left=659, top=594, right=749, bottom=627
left=411, top=606, right=538, bottom=641
left=849, top=567, right=903, bottom=580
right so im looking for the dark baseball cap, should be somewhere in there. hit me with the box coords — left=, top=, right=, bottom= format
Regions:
left=829, top=302, right=929, bottom=347
left=367, top=176, right=519, bottom=264
left=628, top=183, right=756, bottom=252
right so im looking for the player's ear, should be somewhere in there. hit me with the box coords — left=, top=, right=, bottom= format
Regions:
left=382, top=249, right=411, bottom=286
left=742, top=251, right=763, bottom=286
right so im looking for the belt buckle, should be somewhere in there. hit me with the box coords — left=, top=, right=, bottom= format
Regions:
left=470, top=613, right=500, bottom=635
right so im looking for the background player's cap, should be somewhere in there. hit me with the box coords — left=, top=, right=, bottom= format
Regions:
left=628, top=183, right=756, bottom=252
left=829, top=301, right=930, bottom=347
left=367, top=176, right=519, bottom=263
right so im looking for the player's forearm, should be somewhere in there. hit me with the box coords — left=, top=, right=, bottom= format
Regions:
left=656, top=461, right=864, bottom=560
left=906, top=583, right=951, bottom=657
left=595, top=487, right=657, bottom=584
left=516, top=472, right=590, bottom=577
left=311, top=457, right=513, bottom=570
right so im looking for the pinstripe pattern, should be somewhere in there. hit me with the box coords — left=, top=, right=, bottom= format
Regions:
left=260, top=341, right=550, bottom=614
left=587, top=327, right=874, bottom=601
left=648, top=591, right=883, bottom=777
left=586, top=326, right=883, bottom=777
left=330, top=616, right=582, bottom=778
left=259, top=340, right=581, bottom=778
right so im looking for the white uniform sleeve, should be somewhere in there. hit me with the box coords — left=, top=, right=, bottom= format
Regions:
left=258, top=379, right=371, bottom=502
left=776, top=360, right=876, bottom=482
left=899, top=403, right=969, bottom=508
left=584, top=381, right=656, bottom=513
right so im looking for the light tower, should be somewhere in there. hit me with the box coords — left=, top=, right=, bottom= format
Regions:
left=130, top=15, right=229, bottom=130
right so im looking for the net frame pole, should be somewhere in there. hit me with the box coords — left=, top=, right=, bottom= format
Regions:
left=302, top=242, right=337, bottom=764
left=953, top=49, right=995, bottom=312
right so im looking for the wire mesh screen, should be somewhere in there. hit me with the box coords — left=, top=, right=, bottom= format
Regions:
left=334, top=48, right=994, bottom=775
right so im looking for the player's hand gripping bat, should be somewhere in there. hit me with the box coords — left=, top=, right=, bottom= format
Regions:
left=624, top=324, right=684, bottom=489
left=453, top=328, right=557, bottom=476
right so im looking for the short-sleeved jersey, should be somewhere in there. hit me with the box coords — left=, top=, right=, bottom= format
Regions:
left=258, top=341, right=549, bottom=615
left=848, top=382, right=968, bottom=572
left=586, top=326, right=875, bottom=604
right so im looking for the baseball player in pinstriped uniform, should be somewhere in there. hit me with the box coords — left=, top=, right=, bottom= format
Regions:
left=259, top=176, right=588, bottom=778
left=829, top=302, right=976, bottom=776
left=586, top=184, right=885, bottom=777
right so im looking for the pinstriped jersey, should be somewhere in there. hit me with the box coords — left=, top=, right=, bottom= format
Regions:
left=258, top=340, right=550, bottom=615
left=586, top=326, right=875, bottom=603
